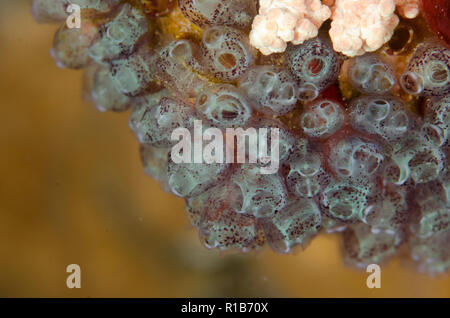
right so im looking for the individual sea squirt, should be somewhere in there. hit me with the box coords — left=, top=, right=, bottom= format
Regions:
left=32, top=0, right=449, bottom=274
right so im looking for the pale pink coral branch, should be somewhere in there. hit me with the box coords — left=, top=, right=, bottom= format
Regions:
left=249, top=0, right=332, bottom=55
left=250, top=0, right=421, bottom=57
left=328, top=0, right=419, bottom=57
left=329, top=0, right=400, bottom=57
left=395, top=0, right=420, bottom=19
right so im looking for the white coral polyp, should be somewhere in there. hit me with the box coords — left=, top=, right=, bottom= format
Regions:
left=250, top=0, right=421, bottom=57
left=329, top=0, right=400, bottom=57
left=329, top=0, right=420, bottom=56
left=395, top=0, right=420, bottom=19
left=249, top=0, right=332, bottom=55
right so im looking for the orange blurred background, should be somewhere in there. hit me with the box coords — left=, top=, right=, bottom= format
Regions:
left=0, top=0, right=448, bottom=297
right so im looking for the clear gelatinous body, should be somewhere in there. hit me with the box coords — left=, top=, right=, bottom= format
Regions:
left=343, top=222, right=403, bottom=268
left=89, top=3, right=148, bottom=63
left=230, top=165, right=287, bottom=218
left=168, top=158, right=229, bottom=198
left=179, top=0, right=257, bottom=29
left=196, top=84, right=252, bottom=128
left=284, top=140, right=330, bottom=198
left=110, top=44, right=156, bottom=96
left=201, top=26, right=255, bottom=82
left=86, top=63, right=131, bottom=112
left=400, top=41, right=450, bottom=96
left=423, top=95, right=450, bottom=147
left=329, top=136, right=384, bottom=180
left=286, top=37, right=341, bottom=99
left=186, top=185, right=265, bottom=251
left=130, top=94, right=196, bottom=148
left=348, top=55, right=395, bottom=94
left=238, top=65, right=298, bottom=116
left=155, top=40, right=211, bottom=99
left=349, top=95, right=411, bottom=142
left=321, top=179, right=373, bottom=222
left=51, top=22, right=99, bottom=69
left=386, top=132, right=444, bottom=185
left=300, top=99, right=345, bottom=139
left=261, top=197, right=322, bottom=253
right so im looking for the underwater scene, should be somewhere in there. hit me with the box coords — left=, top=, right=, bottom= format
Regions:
left=0, top=0, right=449, bottom=298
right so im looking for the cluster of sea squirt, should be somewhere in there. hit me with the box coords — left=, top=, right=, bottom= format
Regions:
left=31, top=0, right=449, bottom=273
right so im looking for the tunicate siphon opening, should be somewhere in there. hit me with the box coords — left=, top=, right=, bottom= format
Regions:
left=218, top=53, right=237, bottom=69
left=229, top=182, right=244, bottom=212
left=279, top=84, right=295, bottom=101
left=388, top=25, right=413, bottom=53
left=203, top=28, right=221, bottom=47
left=170, top=40, right=191, bottom=58
left=330, top=202, right=355, bottom=220
left=426, top=61, right=449, bottom=85
left=198, top=94, right=208, bottom=106
left=305, top=57, right=325, bottom=78
left=259, top=71, right=276, bottom=88
left=298, top=83, right=319, bottom=101
left=422, top=123, right=446, bottom=147
left=350, top=66, right=370, bottom=85
left=400, top=71, right=424, bottom=95
left=368, top=99, right=390, bottom=121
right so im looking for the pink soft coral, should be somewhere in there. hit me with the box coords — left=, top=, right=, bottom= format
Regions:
left=329, top=0, right=400, bottom=57
left=395, top=0, right=420, bottom=19
left=250, top=0, right=421, bottom=57
left=249, top=0, right=332, bottom=55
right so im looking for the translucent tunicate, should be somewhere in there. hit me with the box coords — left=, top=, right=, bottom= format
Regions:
left=348, top=55, right=395, bottom=94
left=229, top=165, right=287, bottom=218
left=329, top=136, right=384, bottom=179
left=406, top=134, right=445, bottom=185
left=408, top=166, right=450, bottom=274
left=155, top=40, right=211, bottom=99
left=51, top=22, right=99, bottom=69
left=201, top=26, right=255, bottom=82
left=343, top=223, right=403, bottom=268
left=321, top=180, right=372, bottom=222
left=423, top=95, right=450, bottom=147
left=349, top=95, right=411, bottom=142
left=410, top=180, right=449, bottom=239
left=238, top=65, right=298, bottom=116
left=247, top=117, right=296, bottom=165
left=385, top=132, right=444, bottom=185
left=200, top=207, right=264, bottom=251
left=110, top=44, right=156, bottom=96
left=85, top=63, right=131, bottom=112
left=400, top=41, right=450, bottom=96
left=196, top=84, right=252, bottom=128
left=186, top=184, right=265, bottom=251
left=285, top=142, right=330, bottom=198
left=300, top=99, right=345, bottom=139
left=286, top=37, right=341, bottom=95
left=179, top=0, right=257, bottom=29
left=261, top=198, right=322, bottom=253
left=409, top=230, right=450, bottom=274
left=361, top=185, right=408, bottom=235
left=31, top=0, right=450, bottom=270
left=167, top=158, right=229, bottom=198
left=129, top=95, right=196, bottom=148
left=89, top=3, right=148, bottom=63
left=167, top=123, right=231, bottom=198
